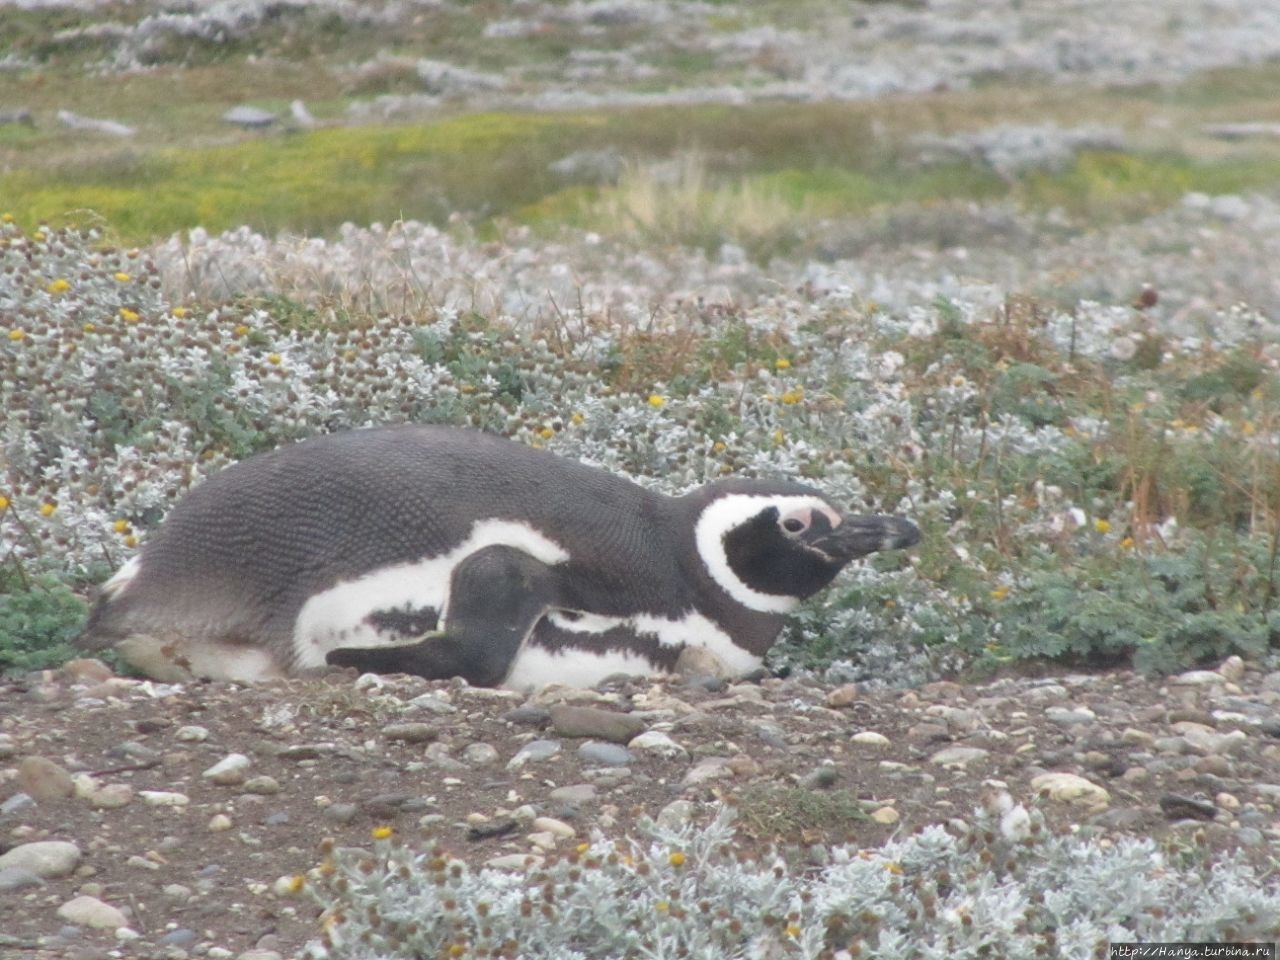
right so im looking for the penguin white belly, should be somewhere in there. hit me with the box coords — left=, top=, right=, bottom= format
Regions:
left=503, top=608, right=762, bottom=691
left=290, top=519, right=569, bottom=668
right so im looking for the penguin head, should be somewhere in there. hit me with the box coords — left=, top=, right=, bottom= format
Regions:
left=689, top=480, right=920, bottom=614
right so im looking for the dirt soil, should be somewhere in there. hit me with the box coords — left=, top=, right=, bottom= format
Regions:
left=2, top=656, right=1278, bottom=959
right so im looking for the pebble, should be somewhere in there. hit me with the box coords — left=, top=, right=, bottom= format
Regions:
left=406, top=693, right=458, bottom=715
left=549, top=784, right=596, bottom=805
left=1, top=792, right=35, bottom=815
left=322, top=803, right=359, bottom=825
left=870, top=806, right=900, bottom=825
left=0, top=840, right=82, bottom=878
left=503, top=705, right=552, bottom=726
left=1159, top=794, right=1218, bottom=821
left=801, top=766, right=839, bottom=789
left=656, top=799, right=695, bottom=829
left=825, top=683, right=860, bottom=708
left=507, top=739, right=561, bottom=768
left=57, top=895, right=128, bottom=930
left=244, top=775, right=282, bottom=795
left=463, top=742, right=499, bottom=765
left=532, top=816, right=576, bottom=839
left=550, top=705, right=646, bottom=743
left=175, top=725, right=209, bottom=742
left=682, top=757, right=734, bottom=786
left=140, top=790, right=191, bottom=807
left=0, top=866, right=44, bottom=892
left=929, top=746, right=990, bottom=766
left=627, top=731, right=688, bottom=759
left=851, top=731, right=891, bottom=748
left=577, top=741, right=633, bottom=766
left=1030, top=772, right=1109, bottom=808
left=17, top=755, right=76, bottom=800
left=1045, top=706, right=1096, bottom=726
left=203, top=753, right=251, bottom=785
left=1218, top=656, right=1246, bottom=683
left=209, top=814, right=233, bottom=831
left=383, top=722, right=438, bottom=743
left=1172, top=670, right=1225, bottom=686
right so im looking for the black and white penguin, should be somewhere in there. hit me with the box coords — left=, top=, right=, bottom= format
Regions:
left=79, top=425, right=920, bottom=689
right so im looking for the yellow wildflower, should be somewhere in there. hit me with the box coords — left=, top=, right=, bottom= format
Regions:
left=1, top=213, right=11, bottom=223
left=47, top=278, right=71, bottom=294
left=668, top=851, right=686, bottom=867
left=990, top=585, right=1010, bottom=601
left=7, top=329, right=23, bottom=341
left=33, top=230, right=45, bottom=242
left=1120, top=537, right=1135, bottom=550
left=538, top=426, right=554, bottom=440
left=774, top=357, right=791, bottom=370
left=785, top=924, right=802, bottom=938
left=234, top=324, right=251, bottom=337
left=114, top=271, right=131, bottom=283
left=712, top=441, right=726, bottom=453
left=655, top=901, right=670, bottom=914
left=647, top=394, right=666, bottom=408
left=884, top=861, right=904, bottom=875
left=119, top=308, right=139, bottom=323
left=780, top=389, right=804, bottom=405
left=83, top=322, right=96, bottom=333
left=171, top=307, right=188, bottom=319
left=371, top=826, right=393, bottom=840
left=570, top=412, right=584, bottom=425
left=267, top=353, right=283, bottom=365
left=40, top=503, right=56, bottom=517
left=124, top=535, right=138, bottom=548
left=0, top=494, right=9, bottom=511
left=1093, top=518, right=1111, bottom=534
left=288, top=874, right=306, bottom=893
left=113, top=519, right=130, bottom=534
left=772, top=428, right=785, bottom=444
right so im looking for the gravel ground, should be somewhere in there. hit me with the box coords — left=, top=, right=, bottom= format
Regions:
left=2, top=656, right=1278, bottom=958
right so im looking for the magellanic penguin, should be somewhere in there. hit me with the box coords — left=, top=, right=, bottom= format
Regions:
left=79, top=425, right=920, bottom=689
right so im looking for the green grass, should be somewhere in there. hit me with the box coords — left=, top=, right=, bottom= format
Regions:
left=8, top=102, right=1280, bottom=248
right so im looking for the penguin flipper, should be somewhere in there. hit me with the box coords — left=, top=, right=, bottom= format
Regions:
left=326, top=545, right=560, bottom=687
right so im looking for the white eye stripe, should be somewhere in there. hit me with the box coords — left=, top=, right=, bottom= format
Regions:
left=694, top=494, right=837, bottom=613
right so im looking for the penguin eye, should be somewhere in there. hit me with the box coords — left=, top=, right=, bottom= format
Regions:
left=780, top=512, right=810, bottom=535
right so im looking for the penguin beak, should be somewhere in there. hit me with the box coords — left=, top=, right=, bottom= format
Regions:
left=809, top=515, right=920, bottom=564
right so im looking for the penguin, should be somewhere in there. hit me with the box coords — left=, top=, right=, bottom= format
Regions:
left=79, top=425, right=920, bottom=689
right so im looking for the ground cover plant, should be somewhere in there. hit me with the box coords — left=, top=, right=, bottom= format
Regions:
left=3, top=215, right=1278, bottom=681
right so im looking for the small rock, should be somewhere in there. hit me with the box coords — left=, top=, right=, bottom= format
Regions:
left=851, top=731, right=891, bottom=748
left=1172, top=669, right=1225, bottom=686
left=57, top=895, right=128, bottom=930
left=674, top=645, right=735, bottom=681
left=507, top=739, right=561, bottom=769
left=208, top=814, right=233, bottom=832
left=577, top=741, right=633, bottom=767
left=929, top=746, right=990, bottom=766
left=175, top=725, right=210, bottom=742
left=223, top=105, right=277, bottom=129
left=203, top=753, right=251, bottom=785
left=17, top=755, right=76, bottom=800
left=1218, top=655, right=1246, bottom=683
left=322, top=803, right=359, bottom=825
left=140, top=790, right=190, bottom=807
left=503, top=705, right=552, bottom=727
left=1, top=792, right=34, bottom=815
left=682, top=757, right=734, bottom=786
left=1120, top=728, right=1155, bottom=748
left=383, top=723, right=438, bottom=744
left=656, top=799, right=695, bottom=830
left=244, top=775, right=282, bottom=795
left=548, top=783, right=596, bottom=805
left=870, top=806, right=900, bottom=825
left=532, top=817, right=576, bottom=839
left=825, top=683, right=860, bottom=708
left=1045, top=706, right=1096, bottom=726
left=1159, top=794, right=1218, bottom=821
left=60, top=658, right=115, bottom=684
left=0, top=840, right=82, bottom=878
left=627, top=731, right=689, bottom=759
left=1215, top=792, right=1240, bottom=811
left=0, top=866, right=44, bottom=892
left=240, top=949, right=284, bottom=960
left=1030, top=772, right=1109, bottom=808
left=550, top=705, right=646, bottom=743
left=463, top=742, right=499, bottom=765
left=405, top=693, right=457, bottom=715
